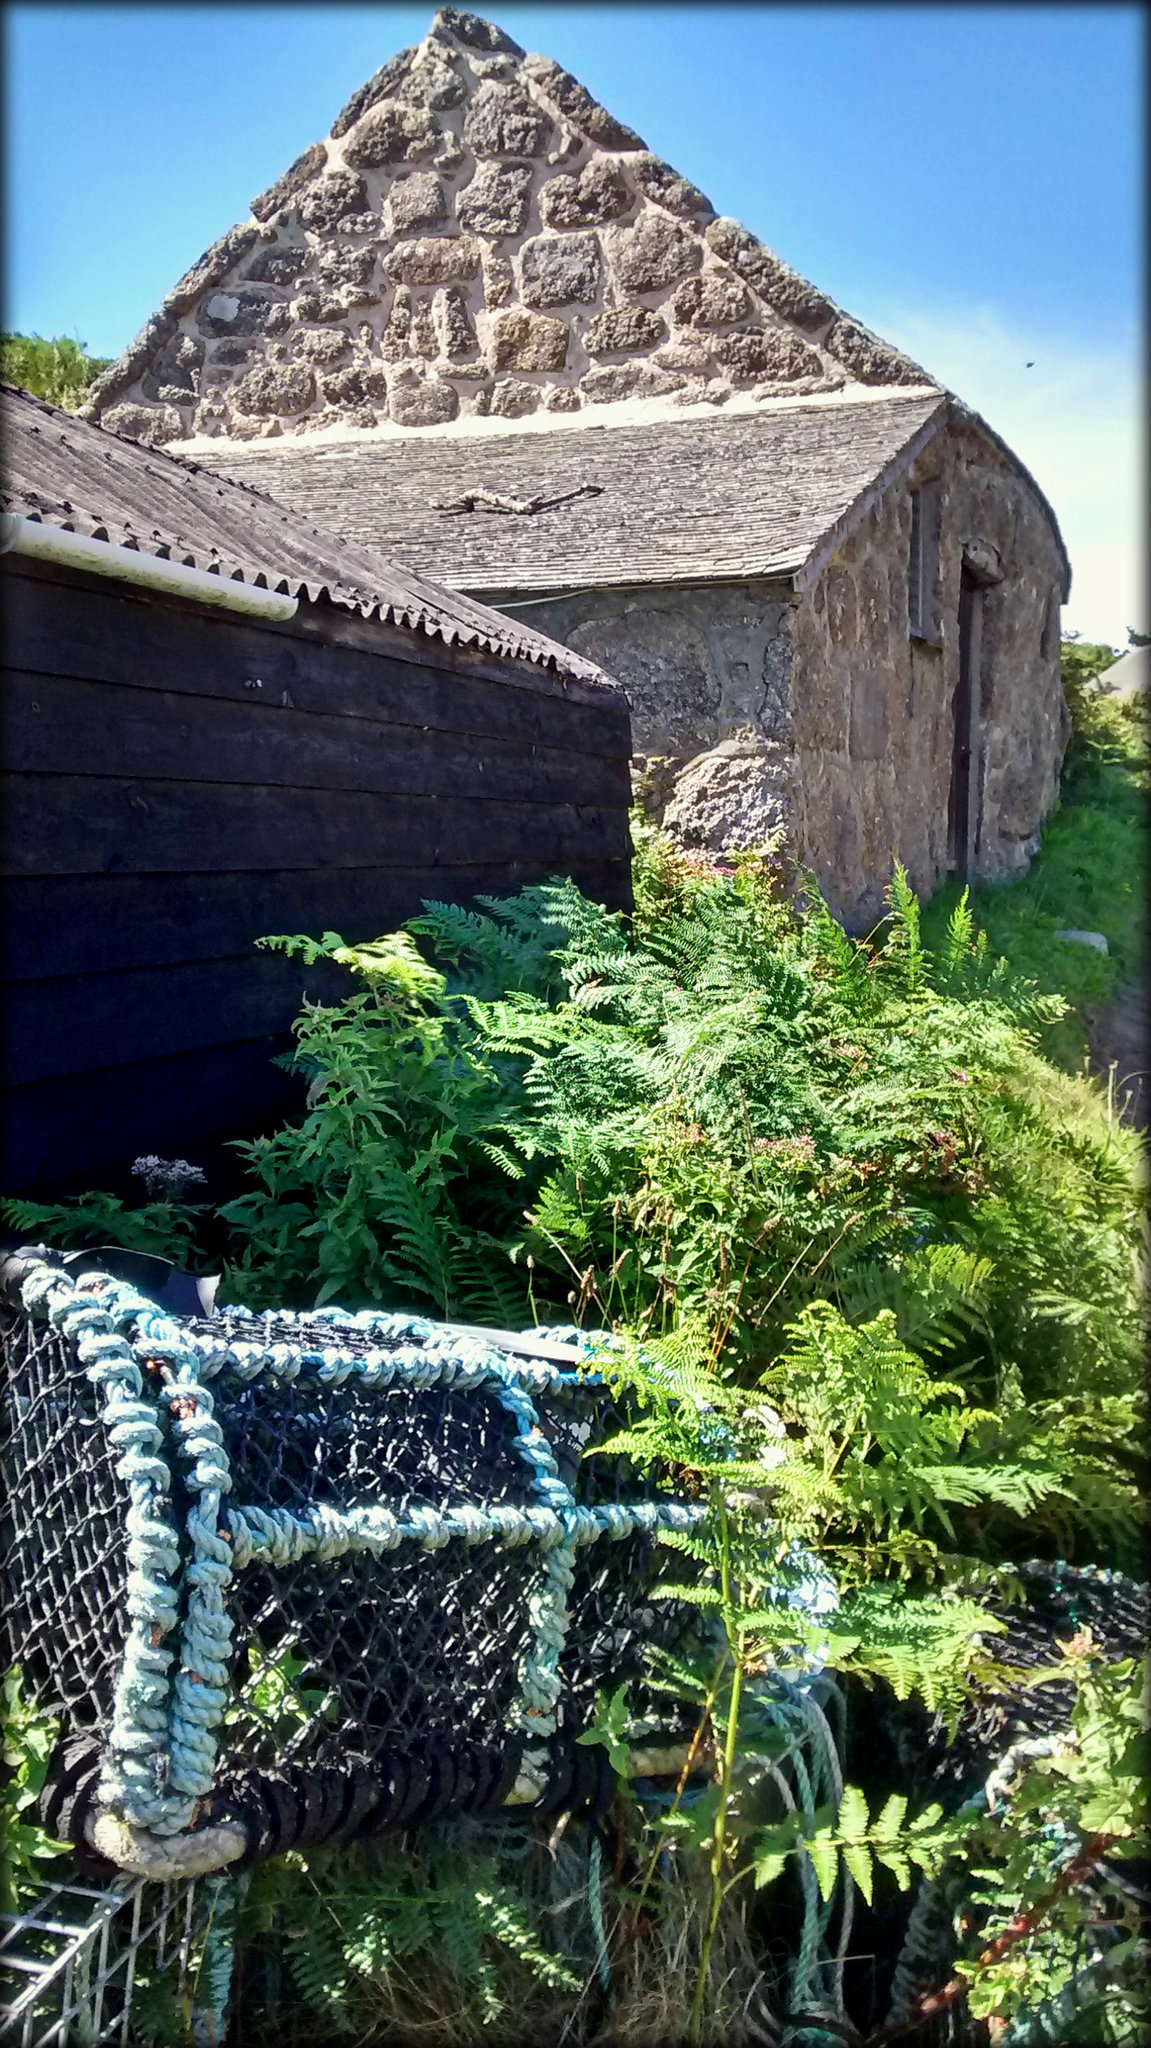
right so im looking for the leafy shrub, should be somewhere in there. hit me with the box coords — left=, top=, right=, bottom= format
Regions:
left=234, top=1829, right=581, bottom=2044
left=3, top=837, right=1145, bottom=2043
left=1, top=332, right=111, bottom=410
left=1060, top=633, right=1120, bottom=757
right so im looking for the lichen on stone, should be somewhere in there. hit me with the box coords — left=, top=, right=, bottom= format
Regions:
left=232, top=361, right=316, bottom=416
left=632, top=154, right=713, bottom=218
left=463, top=79, right=552, bottom=158
left=242, top=243, right=310, bottom=288
left=382, top=287, right=413, bottom=360
left=296, top=171, right=369, bottom=231
left=385, top=236, right=483, bottom=285
left=434, top=285, right=477, bottom=358
left=489, top=377, right=540, bottom=417
left=290, top=290, right=348, bottom=326
left=713, top=329, right=823, bottom=385
left=823, top=318, right=926, bottom=387
left=293, top=328, right=353, bottom=364
left=704, top=218, right=833, bottom=332
left=611, top=212, right=701, bottom=294
left=196, top=291, right=275, bottom=340
left=343, top=101, right=440, bottom=170
left=387, top=370, right=460, bottom=424
left=519, top=231, right=601, bottom=306
left=539, top=158, right=633, bottom=230
left=389, top=172, right=448, bottom=233
left=521, top=53, right=645, bottom=151
left=491, top=308, right=570, bottom=371
left=250, top=142, right=328, bottom=224
left=433, top=7, right=525, bottom=57
left=584, top=305, right=666, bottom=356
left=580, top=360, right=685, bottom=403
left=671, top=273, right=749, bottom=328
left=483, top=254, right=515, bottom=307
left=103, top=402, right=187, bottom=445
left=401, top=47, right=467, bottom=112
left=457, top=162, right=534, bottom=239
left=329, top=48, right=415, bottom=141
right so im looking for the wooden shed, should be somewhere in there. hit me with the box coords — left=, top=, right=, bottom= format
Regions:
left=0, top=383, right=630, bottom=1196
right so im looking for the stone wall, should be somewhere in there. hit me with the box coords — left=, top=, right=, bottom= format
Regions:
left=505, top=414, right=1068, bottom=929
left=790, top=421, right=1068, bottom=926
left=500, top=580, right=798, bottom=850
left=83, top=6, right=928, bottom=446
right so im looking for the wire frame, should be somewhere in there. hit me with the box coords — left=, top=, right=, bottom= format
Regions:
left=0, top=1877, right=208, bottom=2048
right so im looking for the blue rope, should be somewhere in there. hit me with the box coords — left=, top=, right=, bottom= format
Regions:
left=21, top=1263, right=194, bottom=1832
left=136, top=1308, right=236, bottom=1804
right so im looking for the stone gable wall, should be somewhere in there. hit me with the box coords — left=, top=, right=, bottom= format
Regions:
left=790, top=422, right=1068, bottom=926
left=85, top=8, right=929, bottom=446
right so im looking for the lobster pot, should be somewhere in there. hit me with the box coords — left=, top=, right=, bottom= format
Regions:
left=0, top=1256, right=705, bottom=1866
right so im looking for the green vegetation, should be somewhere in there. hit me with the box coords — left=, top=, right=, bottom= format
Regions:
left=1, top=331, right=111, bottom=409
left=0, top=1668, right=67, bottom=1912
left=923, top=644, right=1148, bottom=1071
left=186, top=845, right=1141, bottom=1567
left=3, top=1187, right=210, bottom=1267
left=233, top=1833, right=582, bottom=2045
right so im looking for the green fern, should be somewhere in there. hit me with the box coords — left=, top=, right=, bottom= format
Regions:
left=2, top=1190, right=208, bottom=1267
left=237, top=1830, right=581, bottom=2040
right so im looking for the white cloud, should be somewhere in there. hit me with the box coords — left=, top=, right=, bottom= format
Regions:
left=857, top=302, right=1143, bottom=650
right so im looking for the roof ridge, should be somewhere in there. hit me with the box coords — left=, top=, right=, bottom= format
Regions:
left=81, top=8, right=935, bottom=449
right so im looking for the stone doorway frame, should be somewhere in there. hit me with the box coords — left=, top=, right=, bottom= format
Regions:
left=949, top=540, right=1004, bottom=878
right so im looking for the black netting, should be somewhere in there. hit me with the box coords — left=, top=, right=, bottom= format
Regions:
left=0, top=1307, right=136, bottom=1732
left=220, top=1539, right=536, bottom=1777
left=196, top=1316, right=540, bottom=1517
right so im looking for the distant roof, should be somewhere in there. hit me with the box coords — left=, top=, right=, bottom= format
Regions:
left=200, top=390, right=948, bottom=595
left=1098, top=644, right=1148, bottom=695
left=0, top=384, right=619, bottom=689
left=80, top=5, right=935, bottom=453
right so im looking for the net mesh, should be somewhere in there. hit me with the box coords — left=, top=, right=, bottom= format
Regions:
left=0, top=1307, right=134, bottom=1735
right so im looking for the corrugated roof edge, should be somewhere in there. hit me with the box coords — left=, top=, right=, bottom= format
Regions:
left=1, top=383, right=623, bottom=695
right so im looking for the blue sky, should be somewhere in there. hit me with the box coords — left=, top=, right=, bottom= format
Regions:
left=4, top=3, right=1143, bottom=641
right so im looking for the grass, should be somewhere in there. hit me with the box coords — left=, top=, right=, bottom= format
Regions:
left=922, top=690, right=1148, bottom=1073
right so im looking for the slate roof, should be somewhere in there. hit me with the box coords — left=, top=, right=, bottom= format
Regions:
left=0, top=383, right=620, bottom=689
left=199, top=391, right=948, bottom=595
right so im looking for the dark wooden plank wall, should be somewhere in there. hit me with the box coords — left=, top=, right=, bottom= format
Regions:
left=1, top=558, right=632, bottom=1193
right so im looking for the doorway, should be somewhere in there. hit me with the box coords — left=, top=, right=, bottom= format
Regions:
left=948, top=568, right=982, bottom=877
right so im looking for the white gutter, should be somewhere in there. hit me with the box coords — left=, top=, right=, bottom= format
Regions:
left=0, top=511, right=299, bottom=621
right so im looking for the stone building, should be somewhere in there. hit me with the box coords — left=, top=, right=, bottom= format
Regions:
left=82, top=6, right=1071, bottom=926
